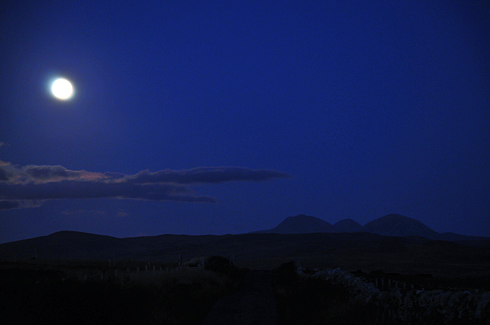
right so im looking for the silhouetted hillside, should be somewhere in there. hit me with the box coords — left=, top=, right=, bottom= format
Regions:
left=256, top=213, right=439, bottom=239
left=437, top=232, right=490, bottom=243
left=363, top=214, right=440, bottom=239
left=333, top=219, right=363, bottom=233
left=253, top=213, right=490, bottom=242
left=253, top=214, right=334, bottom=234
left=1, top=231, right=490, bottom=277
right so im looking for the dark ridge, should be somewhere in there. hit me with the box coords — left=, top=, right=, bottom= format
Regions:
left=1, top=231, right=490, bottom=277
left=252, top=213, right=488, bottom=242
left=362, top=214, right=440, bottom=239
left=253, top=214, right=334, bottom=234
left=333, top=218, right=363, bottom=233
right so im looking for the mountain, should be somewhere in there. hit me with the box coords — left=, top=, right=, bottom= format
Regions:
left=255, top=213, right=446, bottom=240
left=254, top=214, right=334, bottom=234
left=362, top=214, right=440, bottom=239
left=333, top=219, right=363, bottom=233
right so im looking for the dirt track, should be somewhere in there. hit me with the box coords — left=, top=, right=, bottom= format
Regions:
left=201, top=270, right=278, bottom=325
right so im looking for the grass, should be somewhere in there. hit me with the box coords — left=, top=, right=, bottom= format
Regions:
left=273, top=261, right=490, bottom=325
left=0, top=257, right=248, bottom=325
left=273, top=261, right=378, bottom=325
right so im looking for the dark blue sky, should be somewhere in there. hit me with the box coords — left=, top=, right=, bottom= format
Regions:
left=1, top=0, right=489, bottom=243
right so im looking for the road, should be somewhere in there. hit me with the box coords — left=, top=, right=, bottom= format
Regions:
left=201, top=270, right=279, bottom=325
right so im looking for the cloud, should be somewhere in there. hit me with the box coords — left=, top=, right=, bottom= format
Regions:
left=0, top=168, right=7, bottom=181
left=0, top=162, right=108, bottom=184
left=0, top=200, right=43, bottom=210
left=61, top=209, right=106, bottom=216
left=117, top=210, right=129, bottom=217
left=0, top=180, right=215, bottom=203
left=0, top=200, right=22, bottom=210
left=23, top=165, right=105, bottom=182
left=126, top=167, right=292, bottom=184
left=0, top=162, right=291, bottom=210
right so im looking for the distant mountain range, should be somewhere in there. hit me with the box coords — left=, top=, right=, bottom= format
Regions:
left=0, top=213, right=489, bottom=276
left=253, top=214, right=486, bottom=241
left=255, top=214, right=336, bottom=234
left=0, top=224, right=489, bottom=275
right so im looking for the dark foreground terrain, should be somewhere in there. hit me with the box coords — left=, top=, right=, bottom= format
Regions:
left=274, top=261, right=490, bottom=324
left=1, top=232, right=490, bottom=324
left=2, top=259, right=489, bottom=325
left=201, top=270, right=278, bottom=325
left=0, top=257, right=247, bottom=325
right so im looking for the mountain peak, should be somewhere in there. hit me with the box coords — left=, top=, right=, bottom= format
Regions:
left=363, top=214, right=439, bottom=239
left=253, top=213, right=467, bottom=240
left=257, top=214, right=334, bottom=234
left=333, top=218, right=363, bottom=233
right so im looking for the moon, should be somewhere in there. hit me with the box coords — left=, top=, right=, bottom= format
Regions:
left=51, top=78, right=74, bottom=100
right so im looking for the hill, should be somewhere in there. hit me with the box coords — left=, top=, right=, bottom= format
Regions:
left=362, top=214, right=440, bottom=239
left=333, top=218, right=363, bottom=233
left=253, top=214, right=334, bottom=234
left=1, top=231, right=490, bottom=277
left=255, top=213, right=484, bottom=241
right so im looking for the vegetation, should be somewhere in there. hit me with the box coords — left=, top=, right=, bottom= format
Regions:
left=0, top=256, right=247, bottom=325
left=273, top=261, right=490, bottom=324
left=273, top=261, right=377, bottom=324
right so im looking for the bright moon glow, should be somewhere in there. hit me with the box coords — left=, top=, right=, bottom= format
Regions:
left=51, top=78, right=74, bottom=100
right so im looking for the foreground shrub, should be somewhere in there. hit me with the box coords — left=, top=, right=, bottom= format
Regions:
left=273, top=261, right=376, bottom=324
left=204, top=256, right=235, bottom=274
left=273, top=261, right=490, bottom=324
left=0, top=260, right=247, bottom=325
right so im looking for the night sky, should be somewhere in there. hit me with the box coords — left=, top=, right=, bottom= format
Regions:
left=1, top=1, right=489, bottom=244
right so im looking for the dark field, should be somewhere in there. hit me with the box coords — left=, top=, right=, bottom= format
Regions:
left=0, top=257, right=247, bottom=325
left=1, top=232, right=490, bottom=324
left=274, top=262, right=490, bottom=324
